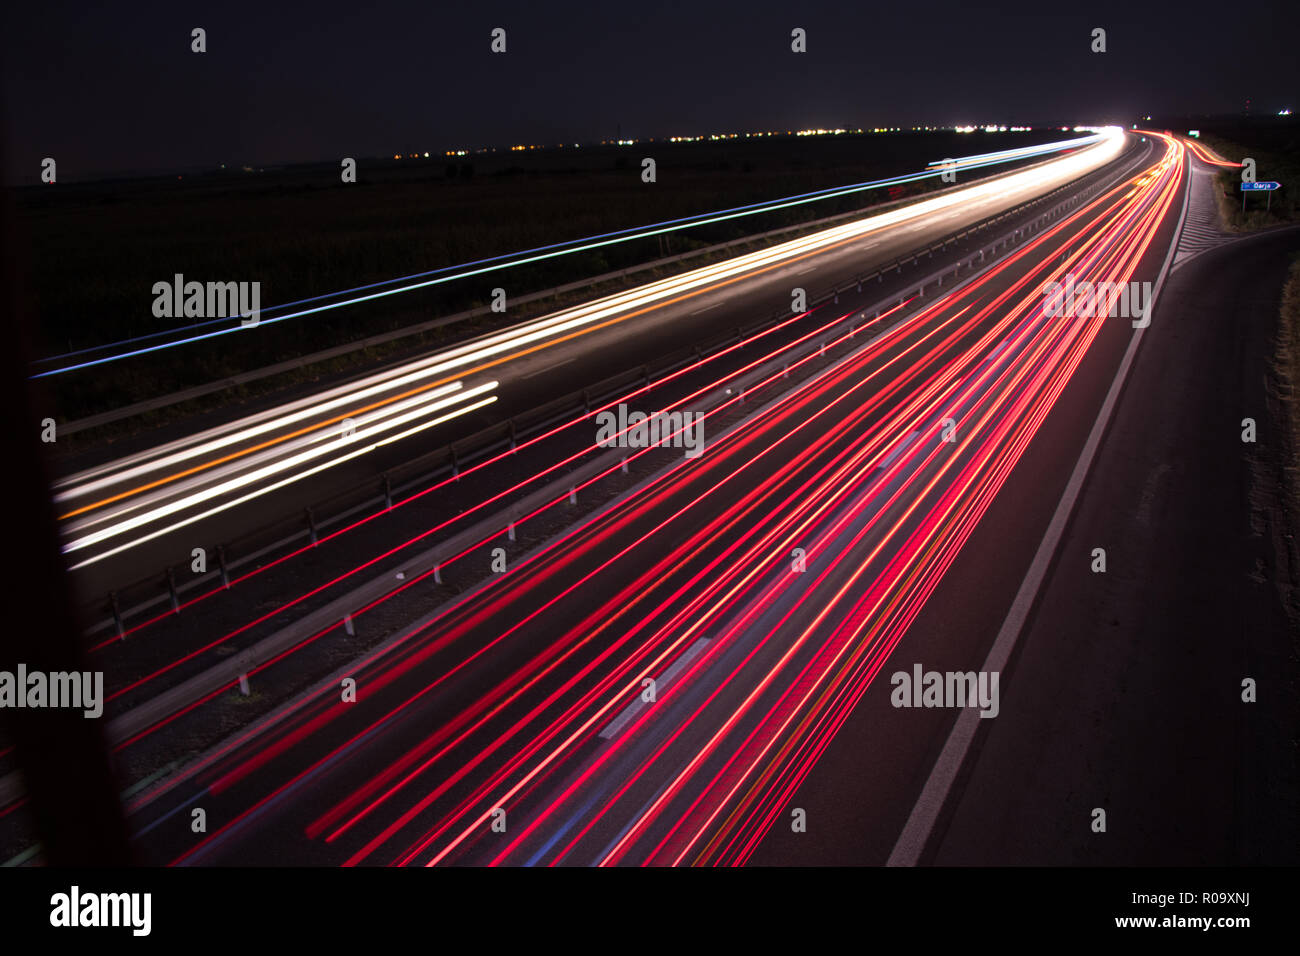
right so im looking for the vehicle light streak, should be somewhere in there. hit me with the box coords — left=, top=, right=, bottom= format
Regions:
left=84, top=134, right=1185, bottom=870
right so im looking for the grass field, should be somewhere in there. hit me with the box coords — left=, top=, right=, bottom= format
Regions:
left=1198, top=118, right=1299, bottom=232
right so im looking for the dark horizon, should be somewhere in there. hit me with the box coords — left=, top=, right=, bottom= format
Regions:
left=4, top=123, right=1110, bottom=187
left=4, top=0, right=1296, bottom=185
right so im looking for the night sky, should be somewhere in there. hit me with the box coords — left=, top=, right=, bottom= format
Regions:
left=3, top=0, right=1296, bottom=183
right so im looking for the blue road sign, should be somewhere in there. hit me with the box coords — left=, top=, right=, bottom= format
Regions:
left=1241, top=182, right=1280, bottom=191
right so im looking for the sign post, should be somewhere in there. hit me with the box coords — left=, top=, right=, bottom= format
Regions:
left=1241, top=181, right=1281, bottom=214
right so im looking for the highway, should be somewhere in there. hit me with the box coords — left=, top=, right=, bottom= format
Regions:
left=4, top=128, right=1233, bottom=868
left=53, top=131, right=1128, bottom=602
left=8, top=128, right=1277, bottom=870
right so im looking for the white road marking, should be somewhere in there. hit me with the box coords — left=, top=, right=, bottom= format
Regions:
left=876, top=431, right=920, bottom=471
left=886, top=147, right=1192, bottom=866
left=599, top=638, right=711, bottom=740
left=690, top=301, right=726, bottom=315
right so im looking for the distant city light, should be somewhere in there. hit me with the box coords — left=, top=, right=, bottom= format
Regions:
left=411, top=122, right=1069, bottom=166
